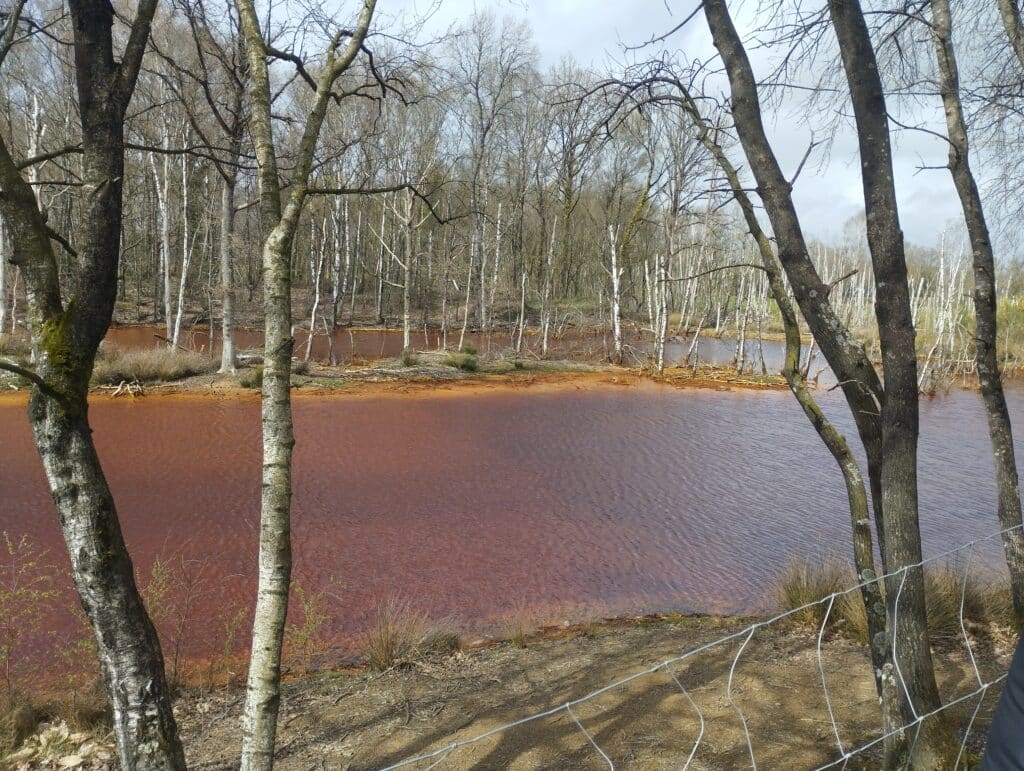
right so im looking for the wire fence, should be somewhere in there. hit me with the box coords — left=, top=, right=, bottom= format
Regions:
left=381, top=524, right=1022, bottom=770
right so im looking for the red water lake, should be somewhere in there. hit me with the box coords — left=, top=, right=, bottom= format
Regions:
left=0, top=377, right=1015, bottom=670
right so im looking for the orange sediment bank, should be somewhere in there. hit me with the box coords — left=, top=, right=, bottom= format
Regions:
left=0, top=363, right=788, bottom=407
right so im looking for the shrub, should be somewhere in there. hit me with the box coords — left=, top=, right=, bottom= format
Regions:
left=361, top=599, right=427, bottom=671
left=922, top=564, right=990, bottom=640
left=285, top=580, right=337, bottom=676
left=401, top=350, right=419, bottom=367
left=778, top=557, right=1012, bottom=643
left=460, top=343, right=477, bottom=355
left=444, top=353, right=478, bottom=372
left=91, top=348, right=212, bottom=385
left=239, top=366, right=264, bottom=389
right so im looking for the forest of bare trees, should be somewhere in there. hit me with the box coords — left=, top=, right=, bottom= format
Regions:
left=4, top=0, right=1024, bottom=767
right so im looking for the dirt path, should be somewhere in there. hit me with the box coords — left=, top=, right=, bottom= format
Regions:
left=176, top=616, right=1011, bottom=770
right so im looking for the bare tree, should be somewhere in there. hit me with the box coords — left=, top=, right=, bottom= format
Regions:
left=234, top=0, right=375, bottom=766
left=930, top=0, right=1024, bottom=620
left=700, top=0, right=951, bottom=763
left=0, top=2, right=186, bottom=767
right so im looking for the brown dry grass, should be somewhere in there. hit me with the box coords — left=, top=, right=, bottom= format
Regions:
left=91, top=347, right=213, bottom=385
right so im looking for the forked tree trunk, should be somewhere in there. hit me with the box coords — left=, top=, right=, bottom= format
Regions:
left=932, top=0, right=1024, bottom=620
left=827, top=0, right=954, bottom=764
left=235, top=2, right=375, bottom=767
left=681, top=96, right=887, bottom=696
left=701, top=0, right=888, bottom=547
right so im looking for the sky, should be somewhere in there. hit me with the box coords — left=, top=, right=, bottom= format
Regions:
left=391, top=0, right=973, bottom=252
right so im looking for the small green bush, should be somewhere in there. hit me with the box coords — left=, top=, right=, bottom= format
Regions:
left=239, top=367, right=264, bottom=389
left=460, top=343, right=477, bottom=355
left=444, top=353, right=478, bottom=372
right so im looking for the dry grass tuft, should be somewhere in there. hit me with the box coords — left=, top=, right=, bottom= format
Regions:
left=361, top=599, right=427, bottom=671
left=776, top=556, right=849, bottom=631
left=500, top=602, right=536, bottom=649
left=777, top=557, right=1016, bottom=643
left=92, top=347, right=212, bottom=385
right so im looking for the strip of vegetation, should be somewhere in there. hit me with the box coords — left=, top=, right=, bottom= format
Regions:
left=776, top=556, right=1018, bottom=643
left=91, top=348, right=214, bottom=385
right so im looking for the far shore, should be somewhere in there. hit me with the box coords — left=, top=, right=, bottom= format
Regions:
left=0, top=358, right=790, bottom=406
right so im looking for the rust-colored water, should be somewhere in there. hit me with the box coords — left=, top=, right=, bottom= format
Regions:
left=0, top=381, right=1014, bottom=668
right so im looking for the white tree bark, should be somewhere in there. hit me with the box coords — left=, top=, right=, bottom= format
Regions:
left=607, top=224, right=623, bottom=364
left=171, top=144, right=191, bottom=349
left=235, top=2, right=376, bottom=767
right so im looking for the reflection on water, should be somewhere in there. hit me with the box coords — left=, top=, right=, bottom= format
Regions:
left=0, top=380, right=1016, bottom=661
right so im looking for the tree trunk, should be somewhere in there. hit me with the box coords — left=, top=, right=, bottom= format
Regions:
left=219, top=171, right=237, bottom=373
left=0, top=214, right=7, bottom=335
left=932, top=0, right=1024, bottom=620
left=0, top=0, right=187, bottom=765
left=702, top=0, right=888, bottom=550
left=827, top=0, right=953, bottom=764
left=235, top=2, right=375, bottom=766
left=684, top=102, right=887, bottom=697
left=608, top=225, right=623, bottom=364
left=171, top=148, right=191, bottom=349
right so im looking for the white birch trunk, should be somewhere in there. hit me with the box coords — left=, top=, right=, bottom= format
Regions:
left=171, top=147, right=191, bottom=349
left=608, top=224, right=623, bottom=364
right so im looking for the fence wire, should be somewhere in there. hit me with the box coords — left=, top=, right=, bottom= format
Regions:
left=380, top=524, right=1021, bottom=770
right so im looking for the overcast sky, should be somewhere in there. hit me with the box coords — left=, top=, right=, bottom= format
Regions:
left=393, top=0, right=973, bottom=252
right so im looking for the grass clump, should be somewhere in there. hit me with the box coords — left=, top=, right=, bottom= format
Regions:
left=776, top=556, right=848, bottom=631
left=444, top=352, right=478, bottom=372
left=460, top=343, right=477, bottom=355
left=500, top=602, right=535, bottom=649
left=91, top=347, right=212, bottom=385
left=361, top=599, right=427, bottom=671
left=776, top=556, right=1017, bottom=642
left=239, top=366, right=263, bottom=389
left=401, top=350, right=419, bottom=367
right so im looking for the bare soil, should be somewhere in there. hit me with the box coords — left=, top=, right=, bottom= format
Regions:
left=175, top=615, right=1013, bottom=770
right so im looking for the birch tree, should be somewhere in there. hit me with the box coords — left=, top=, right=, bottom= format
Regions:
left=234, top=0, right=376, bottom=767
